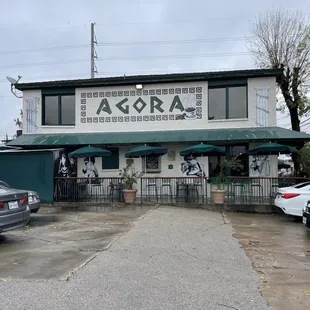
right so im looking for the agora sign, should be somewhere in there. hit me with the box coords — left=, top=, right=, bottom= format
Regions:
left=96, top=95, right=186, bottom=115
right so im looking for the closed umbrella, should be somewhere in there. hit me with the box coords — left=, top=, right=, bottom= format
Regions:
left=248, top=143, right=297, bottom=155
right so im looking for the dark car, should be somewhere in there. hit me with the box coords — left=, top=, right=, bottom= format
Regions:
left=0, top=187, right=30, bottom=234
left=0, top=180, right=40, bottom=213
left=302, top=201, right=310, bottom=229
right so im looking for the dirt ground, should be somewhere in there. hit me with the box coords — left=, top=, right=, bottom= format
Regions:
left=228, top=212, right=310, bottom=310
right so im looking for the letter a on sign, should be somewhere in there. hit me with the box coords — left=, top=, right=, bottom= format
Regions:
left=169, top=95, right=185, bottom=113
left=96, top=98, right=112, bottom=115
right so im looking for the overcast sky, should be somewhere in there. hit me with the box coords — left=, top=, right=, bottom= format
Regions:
left=0, top=0, right=309, bottom=140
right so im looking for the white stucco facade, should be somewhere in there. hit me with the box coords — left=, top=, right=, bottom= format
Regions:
left=22, top=76, right=277, bottom=135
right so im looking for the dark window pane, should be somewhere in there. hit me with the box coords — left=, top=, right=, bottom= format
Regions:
left=230, top=145, right=248, bottom=176
left=61, top=95, right=75, bottom=125
left=44, top=96, right=59, bottom=125
left=208, top=88, right=226, bottom=120
left=228, top=86, right=247, bottom=119
left=102, top=149, right=119, bottom=170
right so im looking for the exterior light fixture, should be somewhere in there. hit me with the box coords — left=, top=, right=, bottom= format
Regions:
left=136, top=84, right=143, bottom=90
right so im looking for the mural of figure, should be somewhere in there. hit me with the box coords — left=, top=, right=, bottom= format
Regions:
left=58, top=153, right=69, bottom=177
left=69, top=158, right=77, bottom=177
left=181, top=155, right=206, bottom=177
left=82, top=157, right=99, bottom=178
left=250, top=155, right=270, bottom=176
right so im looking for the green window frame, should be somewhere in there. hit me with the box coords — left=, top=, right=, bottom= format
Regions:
left=42, top=88, right=75, bottom=126
left=102, top=148, right=119, bottom=170
left=208, top=79, right=248, bottom=120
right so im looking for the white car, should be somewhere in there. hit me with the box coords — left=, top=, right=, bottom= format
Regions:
left=274, top=181, right=310, bottom=218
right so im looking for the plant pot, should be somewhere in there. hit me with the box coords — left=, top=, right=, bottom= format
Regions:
left=211, top=189, right=226, bottom=204
left=122, top=189, right=138, bottom=203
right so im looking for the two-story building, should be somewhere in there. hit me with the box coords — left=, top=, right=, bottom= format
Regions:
left=5, top=68, right=310, bottom=203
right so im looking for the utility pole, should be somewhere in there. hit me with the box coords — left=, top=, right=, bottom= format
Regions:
left=90, top=22, right=98, bottom=78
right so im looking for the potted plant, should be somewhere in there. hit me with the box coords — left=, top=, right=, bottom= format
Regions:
left=119, top=165, right=143, bottom=203
left=211, top=157, right=243, bottom=204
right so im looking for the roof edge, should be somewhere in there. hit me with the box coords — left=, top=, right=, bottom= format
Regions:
left=15, top=68, right=283, bottom=91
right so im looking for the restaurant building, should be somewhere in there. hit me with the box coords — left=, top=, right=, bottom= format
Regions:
left=6, top=68, right=310, bottom=203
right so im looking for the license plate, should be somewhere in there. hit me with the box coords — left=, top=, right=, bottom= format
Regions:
left=28, top=196, right=33, bottom=202
left=303, top=216, right=307, bottom=225
left=8, top=201, right=19, bottom=210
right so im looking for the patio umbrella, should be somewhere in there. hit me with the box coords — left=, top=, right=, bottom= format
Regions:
left=125, top=145, right=168, bottom=173
left=68, top=145, right=111, bottom=158
left=180, top=143, right=225, bottom=157
left=248, top=143, right=297, bottom=155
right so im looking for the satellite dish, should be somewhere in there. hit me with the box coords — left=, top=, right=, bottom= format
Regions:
left=6, top=76, right=17, bottom=85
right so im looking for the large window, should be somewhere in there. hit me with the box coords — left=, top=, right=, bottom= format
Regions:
left=42, top=94, right=75, bottom=125
left=208, top=85, right=247, bottom=120
left=102, top=149, right=119, bottom=170
left=209, top=145, right=248, bottom=177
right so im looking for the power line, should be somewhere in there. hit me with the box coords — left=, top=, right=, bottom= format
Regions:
left=0, top=51, right=250, bottom=70
left=0, top=36, right=251, bottom=56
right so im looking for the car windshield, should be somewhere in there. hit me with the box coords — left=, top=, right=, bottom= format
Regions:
left=0, top=181, right=11, bottom=188
left=291, top=181, right=310, bottom=189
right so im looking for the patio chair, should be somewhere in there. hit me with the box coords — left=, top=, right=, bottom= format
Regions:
left=146, top=178, right=158, bottom=202
left=160, top=178, right=173, bottom=203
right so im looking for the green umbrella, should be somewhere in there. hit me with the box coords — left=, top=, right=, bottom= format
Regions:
left=125, top=145, right=168, bottom=173
left=125, top=145, right=168, bottom=158
left=69, top=145, right=111, bottom=158
left=248, top=143, right=297, bottom=155
left=180, top=143, right=225, bottom=157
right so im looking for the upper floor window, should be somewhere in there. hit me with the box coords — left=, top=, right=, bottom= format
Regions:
left=208, top=81, right=247, bottom=120
left=42, top=92, right=75, bottom=126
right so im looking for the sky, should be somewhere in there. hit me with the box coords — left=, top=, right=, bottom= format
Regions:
left=0, top=0, right=309, bottom=141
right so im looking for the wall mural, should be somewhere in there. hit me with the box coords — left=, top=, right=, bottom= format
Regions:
left=249, top=155, right=270, bottom=176
left=181, top=155, right=206, bottom=177
left=255, top=88, right=269, bottom=127
left=79, top=86, right=203, bottom=124
left=54, top=151, right=77, bottom=200
left=82, top=157, right=99, bottom=178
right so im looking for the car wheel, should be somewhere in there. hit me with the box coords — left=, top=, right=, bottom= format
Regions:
left=292, top=215, right=302, bottom=222
left=31, top=208, right=40, bottom=213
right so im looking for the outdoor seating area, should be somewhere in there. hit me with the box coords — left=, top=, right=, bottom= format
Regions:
left=53, top=176, right=308, bottom=205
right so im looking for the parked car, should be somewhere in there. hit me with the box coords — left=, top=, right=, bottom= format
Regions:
left=0, top=186, right=30, bottom=233
left=0, top=180, right=40, bottom=213
left=302, top=202, right=310, bottom=229
left=274, top=181, right=310, bottom=218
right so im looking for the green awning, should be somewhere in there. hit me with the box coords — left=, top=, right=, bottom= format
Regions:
left=7, top=127, right=310, bottom=147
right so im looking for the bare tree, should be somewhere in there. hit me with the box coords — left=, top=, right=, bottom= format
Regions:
left=14, top=109, right=23, bottom=130
left=248, top=8, right=310, bottom=131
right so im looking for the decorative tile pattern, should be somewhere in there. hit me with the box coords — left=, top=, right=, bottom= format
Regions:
left=79, top=85, right=204, bottom=122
